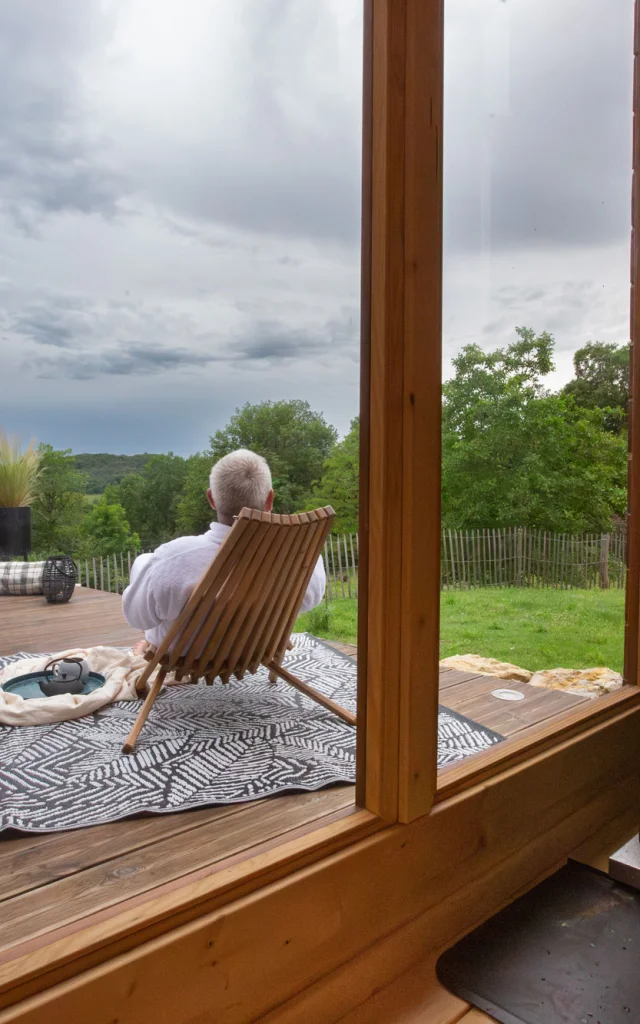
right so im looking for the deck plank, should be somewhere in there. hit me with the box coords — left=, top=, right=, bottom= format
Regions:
left=0, top=591, right=610, bottom=971
left=0, top=587, right=141, bottom=655
left=0, top=788, right=353, bottom=955
left=449, top=683, right=588, bottom=737
left=0, top=803, right=260, bottom=903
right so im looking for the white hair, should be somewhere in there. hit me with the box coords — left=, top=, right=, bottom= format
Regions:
left=209, top=449, right=272, bottom=517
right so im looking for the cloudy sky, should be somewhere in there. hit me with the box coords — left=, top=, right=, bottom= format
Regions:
left=0, top=0, right=634, bottom=456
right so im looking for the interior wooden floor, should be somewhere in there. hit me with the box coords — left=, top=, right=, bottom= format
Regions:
left=0, top=589, right=595, bottom=976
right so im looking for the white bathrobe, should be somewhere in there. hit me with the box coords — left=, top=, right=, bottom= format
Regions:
left=122, top=521, right=326, bottom=648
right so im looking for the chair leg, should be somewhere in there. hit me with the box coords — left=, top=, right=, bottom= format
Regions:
left=122, top=668, right=167, bottom=754
left=267, top=661, right=356, bottom=726
left=269, top=639, right=293, bottom=685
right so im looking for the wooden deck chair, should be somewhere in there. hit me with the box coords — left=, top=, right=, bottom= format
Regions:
left=122, top=505, right=356, bottom=754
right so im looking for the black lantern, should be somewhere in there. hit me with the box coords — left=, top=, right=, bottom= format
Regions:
left=42, top=556, right=77, bottom=604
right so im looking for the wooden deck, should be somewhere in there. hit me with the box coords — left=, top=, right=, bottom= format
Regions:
left=0, top=589, right=590, bottom=971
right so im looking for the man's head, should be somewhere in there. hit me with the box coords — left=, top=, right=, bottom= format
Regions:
left=207, top=449, right=274, bottom=524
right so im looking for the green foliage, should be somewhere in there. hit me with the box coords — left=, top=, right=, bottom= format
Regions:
left=175, top=453, right=214, bottom=536
left=296, top=588, right=625, bottom=673
left=0, top=431, right=41, bottom=507
left=73, top=453, right=155, bottom=493
left=104, top=473, right=145, bottom=530
left=18, top=328, right=632, bottom=554
left=294, top=597, right=356, bottom=644
left=439, top=587, right=624, bottom=674
left=210, top=400, right=337, bottom=513
left=442, top=330, right=627, bottom=532
left=31, top=446, right=90, bottom=555
left=443, top=326, right=555, bottom=439
left=313, top=418, right=359, bottom=532
left=136, top=454, right=187, bottom=546
left=81, top=502, right=140, bottom=556
left=106, top=454, right=187, bottom=548
left=304, top=602, right=332, bottom=635
left=561, top=341, right=629, bottom=433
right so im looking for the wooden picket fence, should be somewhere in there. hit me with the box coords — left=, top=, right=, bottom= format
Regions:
left=323, top=528, right=627, bottom=595
left=73, top=539, right=363, bottom=599
left=440, top=527, right=627, bottom=590
left=322, top=533, right=360, bottom=600
left=76, top=551, right=136, bottom=595
left=73, top=527, right=626, bottom=598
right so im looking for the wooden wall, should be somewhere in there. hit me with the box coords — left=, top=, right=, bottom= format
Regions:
left=2, top=699, right=638, bottom=1024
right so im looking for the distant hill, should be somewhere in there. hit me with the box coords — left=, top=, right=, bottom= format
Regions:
left=74, top=453, right=157, bottom=493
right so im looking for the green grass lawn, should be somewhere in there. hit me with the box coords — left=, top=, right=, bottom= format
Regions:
left=295, top=587, right=626, bottom=673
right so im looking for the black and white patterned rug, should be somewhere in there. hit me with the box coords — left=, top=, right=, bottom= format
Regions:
left=0, top=635, right=503, bottom=833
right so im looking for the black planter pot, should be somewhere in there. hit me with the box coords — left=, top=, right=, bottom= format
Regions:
left=0, top=507, right=31, bottom=560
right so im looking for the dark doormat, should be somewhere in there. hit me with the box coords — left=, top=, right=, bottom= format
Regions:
left=436, top=860, right=640, bottom=1024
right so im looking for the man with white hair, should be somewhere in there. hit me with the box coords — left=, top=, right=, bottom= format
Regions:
left=122, top=449, right=326, bottom=652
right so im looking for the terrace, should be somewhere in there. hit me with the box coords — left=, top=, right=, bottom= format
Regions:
left=2, top=0, right=640, bottom=1017
left=0, top=585, right=623, bottom=1005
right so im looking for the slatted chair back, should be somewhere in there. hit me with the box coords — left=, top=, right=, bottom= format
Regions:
left=122, top=504, right=357, bottom=754
left=149, top=506, right=334, bottom=680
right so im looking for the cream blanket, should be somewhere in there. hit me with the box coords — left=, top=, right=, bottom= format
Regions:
left=0, top=647, right=175, bottom=727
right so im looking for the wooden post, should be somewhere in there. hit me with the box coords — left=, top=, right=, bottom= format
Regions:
left=343, top=535, right=352, bottom=598
left=448, top=529, right=456, bottom=587
left=329, top=535, right=339, bottom=598
left=560, top=534, right=566, bottom=589
left=336, top=534, right=346, bottom=599
left=625, top=0, right=640, bottom=680
left=600, top=533, right=611, bottom=589
left=364, top=0, right=444, bottom=822
left=516, top=527, right=523, bottom=586
left=349, top=534, right=358, bottom=598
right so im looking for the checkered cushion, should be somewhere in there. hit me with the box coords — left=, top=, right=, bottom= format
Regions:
left=0, top=561, right=46, bottom=596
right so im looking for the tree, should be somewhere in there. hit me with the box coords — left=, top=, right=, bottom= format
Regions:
left=443, top=326, right=555, bottom=439
left=442, top=395, right=627, bottom=532
left=106, top=454, right=187, bottom=548
left=209, top=400, right=337, bottom=513
left=31, top=446, right=90, bottom=555
left=104, top=474, right=145, bottom=536
left=135, top=453, right=187, bottom=546
left=81, top=502, right=140, bottom=556
left=442, top=330, right=627, bottom=532
left=313, top=418, right=359, bottom=532
left=175, top=453, right=215, bottom=536
left=561, top=341, right=629, bottom=433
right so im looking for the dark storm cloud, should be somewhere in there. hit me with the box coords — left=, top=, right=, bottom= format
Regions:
left=0, top=0, right=125, bottom=231
left=444, top=0, right=634, bottom=254
left=234, top=309, right=357, bottom=362
left=31, top=344, right=218, bottom=380
left=12, top=291, right=358, bottom=380
left=11, top=296, right=94, bottom=348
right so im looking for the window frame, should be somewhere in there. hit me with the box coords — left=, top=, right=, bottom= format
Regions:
left=360, top=0, right=640, bottom=824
